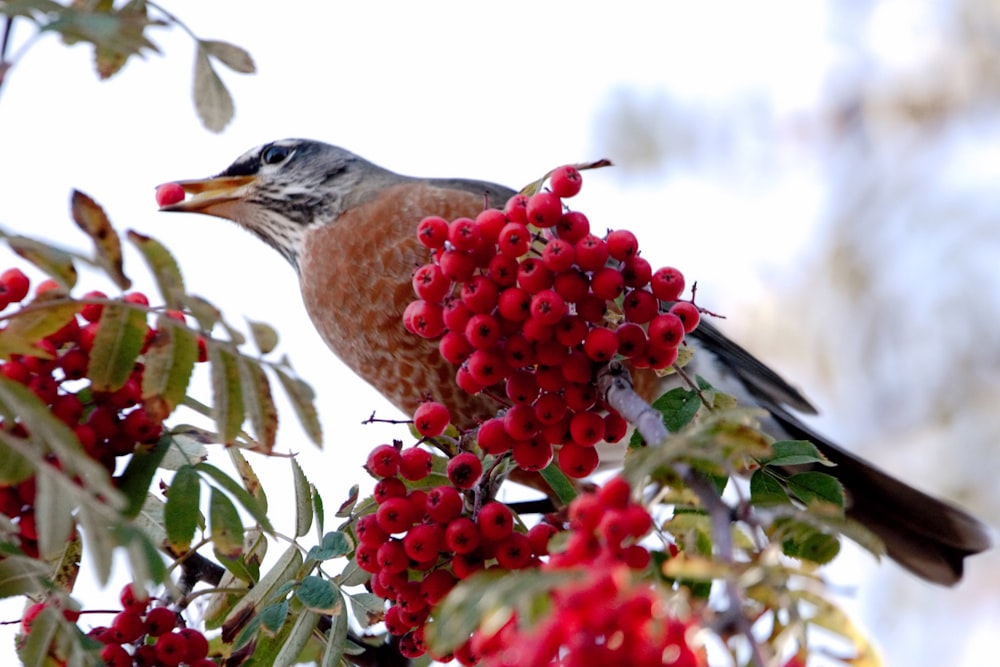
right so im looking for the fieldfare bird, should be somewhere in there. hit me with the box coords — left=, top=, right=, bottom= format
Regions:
left=161, top=138, right=991, bottom=586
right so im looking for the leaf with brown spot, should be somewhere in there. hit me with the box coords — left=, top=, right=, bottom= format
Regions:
left=4, top=235, right=78, bottom=289
left=70, top=190, right=131, bottom=289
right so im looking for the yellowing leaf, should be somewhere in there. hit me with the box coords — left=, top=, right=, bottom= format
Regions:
left=201, top=39, right=256, bottom=73
left=5, top=235, right=78, bottom=289
left=70, top=189, right=131, bottom=289
left=87, top=302, right=147, bottom=392
left=193, top=43, right=234, bottom=133
left=128, top=230, right=187, bottom=310
left=207, top=343, right=244, bottom=444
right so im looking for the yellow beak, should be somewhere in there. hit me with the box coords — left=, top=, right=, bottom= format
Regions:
left=158, top=175, right=257, bottom=218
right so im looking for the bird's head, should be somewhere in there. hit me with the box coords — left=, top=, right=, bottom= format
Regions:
left=160, top=139, right=397, bottom=268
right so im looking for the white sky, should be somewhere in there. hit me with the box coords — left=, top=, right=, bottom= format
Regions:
left=0, top=2, right=995, bottom=666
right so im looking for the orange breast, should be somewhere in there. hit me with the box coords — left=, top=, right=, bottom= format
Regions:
left=298, top=182, right=500, bottom=428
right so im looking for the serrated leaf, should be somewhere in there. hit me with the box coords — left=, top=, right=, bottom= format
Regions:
left=652, top=387, right=702, bottom=433
left=337, top=558, right=369, bottom=588
left=1, top=301, right=81, bottom=352
left=164, top=464, right=201, bottom=552
left=142, top=317, right=198, bottom=410
left=764, top=440, right=832, bottom=467
left=4, top=234, right=78, bottom=289
left=228, top=447, right=267, bottom=509
left=127, top=230, right=186, bottom=309
left=209, top=488, right=244, bottom=559
left=750, top=469, right=791, bottom=506
left=321, top=603, right=348, bottom=667
left=272, top=608, right=321, bottom=667
left=312, top=486, right=324, bottom=540
left=345, top=592, right=382, bottom=628
left=193, top=43, right=234, bottom=133
left=306, top=531, right=350, bottom=562
left=296, top=575, right=339, bottom=613
left=207, top=343, right=244, bottom=444
left=197, top=462, right=273, bottom=533
left=291, top=457, right=312, bottom=538
left=181, top=293, right=222, bottom=331
left=35, top=464, right=77, bottom=559
left=88, top=302, right=147, bottom=391
left=335, top=484, right=358, bottom=518
left=273, top=365, right=322, bottom=446
left=238, top=356, right=278, bottom=453
left=70, top=189, right=130, bottom=289
left=0, top=556, right=50, bottom=598
left=201, top=39, right=256, bottom=73
left=247, top=319, right=279, bottom=355
left=222, top=544, right=301, bottom=635
left=787, top=471, right=845, bottom=508
left=160, top=427, right=211, bottom=469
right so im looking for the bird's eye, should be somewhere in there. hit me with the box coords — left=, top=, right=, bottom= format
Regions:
left=261, top=145, right=292, bottom=165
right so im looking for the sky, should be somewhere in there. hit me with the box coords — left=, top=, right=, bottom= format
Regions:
left=0, top=2, right=996, bottom=665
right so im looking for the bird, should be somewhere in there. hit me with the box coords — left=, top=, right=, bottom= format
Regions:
left=160, top=138, right=991, bottom=586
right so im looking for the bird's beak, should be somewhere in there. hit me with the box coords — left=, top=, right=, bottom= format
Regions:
left=158, top=175, right=257, bottom=219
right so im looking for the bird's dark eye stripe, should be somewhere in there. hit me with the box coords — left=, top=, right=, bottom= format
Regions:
left=262, top=145, right=292, bottom=165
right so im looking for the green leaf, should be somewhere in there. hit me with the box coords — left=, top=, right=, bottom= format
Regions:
left=223, top=543, right=302, bottom=631
left=783, top=529, right=841, bottom=565
left=118, top=436, right=171, bottom=518
left=207, top=342, right=245, bottom=444
left=787, top=471, right=845, bottom=508
left=258, top=601, right=290, bottom=636
left=321, top=602, right=348, bottom=667
left=201, top=39, right=256, bottom=73
left=87, top=302, right=147, bottom=391
left=306, top=531, right=350, bottom=562
left=116, top=523, right=167, bottom=587
left=76, top=503, right=115, bottom=585
left=35, top=463, right=77, bottom=559
left=296, top=575, right=339, bottom=613
left=0, top=434, right=33, bottom=485
left=142, top=317, right=199, bottom=411
left=238, top=356, right=278, bottom=452
left=0, top=300, right=81, bottom=352
left=127, top=230, right=186, bottom=309
left=197, top=463, right=273, bottom=533
left=70, top=189, right=131, bottom=289
left=749, top=469, right=791, bottom=506
left=0, top=556, right=50, bottom=598
left=163, top=464, right=201, bottom=552
left=652, top=387, right=702, bottom=433
left=345, top=592, right=382, bottom=628
left=273, top=364, right=322, bottom=447
left=272, top=608, right=321, bottom=667
left=539, top=462, right=577, bottom=505
left=312, top=486, right=325, bottom=540
left=160, top=427, right=211, bottom=469
left=209, top=487, right=245, bottom=559
left=193, top=42, right=235, bottom=133
left=247, top=319, right=279, bottom=355
left=5, top=234, right=78, bottom=288
left=763, top=440, right=832, bottom=467
left=291, top=457, right=312, bottom=538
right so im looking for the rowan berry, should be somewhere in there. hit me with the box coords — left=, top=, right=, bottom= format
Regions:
left=101, top=644, right=132, bottom=667
left=670, top=300, right=701, bottom=333
left=475, top=208, right=508, bottom=243
left=377, top=497, right=417, bottom=534
left=417, top=215, right=449, bottom=249
left=400, top=447, right=433, bottom=481
left=511, top=436, right=553, bottom=471
left=583, top=326, right=619, bottom=362
left=447, top=452, right=483, bottom=489
left=426, top=485, right=463, bottom=523
left=517, top=258, right=553, bottom=294
left=622, top=288, right=658, bottom=324
left=445, top=517, right=480, bottom=554
left=155, top=182, right=186, bottom=207
left=559, top=443, right=600, bottom=478
left=154, top=630, right=188, bottom=667
left=179, top=628, right=209, bottom=663
left=439, top=331, right=472, bottom=364
left=477, top=502, right=514, bottom=542
left=476, top=417, right=514, bottom=455
left=439, top=249, right=476, bottom=281
left=556, top=210, right=590, bottom=243
left=526, top=191, right=563, bottom=228
left=486, top=253, right=518, bottom=287
left=413, top=401, right=450, bottom=437
left=651, top=266, right=685, bottom=301
left=110, top=609, right=146, bottom=643
left=529, top=290, right=567, bottom=326
left=460, top=275, right=499, bottom=313
left=495, top=532, right=533, bottom=569
left=647, top=312, right=685, bottom=349
left=540, top=238, right=575, bottom=272
left=366, top=444, right=401, bottom=478
left=411, top=264, right=451, bottom=302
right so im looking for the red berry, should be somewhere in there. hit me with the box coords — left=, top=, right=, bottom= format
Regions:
left=420, top=568, right=457, bottom=605
left=561, top=350, right=595, bottom=384
left=377, top=497, right=417, bottom=534
left=497, top=287, right=531, bottom=322
left=590, top=266, right=625, bottom=301
left=540, top=238, right=576, bottom=272
left=110, top=609, right=147, bottom=643
left=558, top=443, right=600, bottom=478
left=155, top=182, right=186, bottom=208
left=605, top=229, right=639, bottom=260
left=486, top=253, right=518, bottom=287
left=464, top=313, right=501, bottom=350
left=504, top=370, right=539, bottom=404
left=498, top=222, right=531, bottom=258
left=426, top=485, right=463, bottom=523
left=179, top=628, right=210, bottom=663
left=475, top=209, right=508, bottom=243
left=373, top=477, right=407, bottom=502
left=549, top=165, right=583, bottom=198
left=556, top=211, right=590, bottom=243
left=583, top=326, right=619, bottom=362
left=101, top=644, right=132, bottom=667
left=439, top=249, right=477, bottom=281
left=604, top=411, right=629, bottom=443
left=445, top=517, right=480, bottom=554
left=155, top=631, right=188, bottom=667
left=460, top=275, right=499, bottom=314
left=412, top=264, right=451, bottom=303
left=622, top=289, right=658, bottom=324
left=476, top=418, right=514, bottom=455
left=526, top=191, right=563, bottom=228
left=366, top=444, right=401, bottom=478
left=574, top=234, right=610, bottom=272
left=446, top=452, right=482, bottom=489
left=529, top=290, right=567, bottom=326
left=511, top=436, right=553, bottom=471
left=570, top=410, right=606, bottom=447
left=622, top=255, right=652, bottom=288
left=669, top=301, right=701, bottom=333
left=403, top=523, right=445, bottom=562
left=516, top=258, right=553, bottom=294
left=400, top=447, right=433, bottom=481
left=615, top=322, right=647, bottom=358
left=503, top=194, right=529, bottom=223
left=403, top=300, right=445, bottom=338
left=0, top=268, right=30, bottom=303
left=145, top=605, right=177, bottom=636
left=356, top=514, right=389, bottom=546
left=465, top=349, right=506, bottom=386
left=495, top=532, right=533, bottom=569
left=448, top=217, right=481, bottom=251
left=417, top=216, right=450, bottom=249
left=413, top=401, right=450, bottom=437
left=552, top=268, right=590, bottom=304
left=476, top=502, right=513, bottom=542
left=119, top=582, right=148, bottom=613
left=650, top=266, right=685, bottom=302
left=647, top=312, right=685, bottom=349
left=564, top=383, right=598, bottom=412
left=533, top=392, right=568, bottom=425
left=439, top=331, right=473, bottom=364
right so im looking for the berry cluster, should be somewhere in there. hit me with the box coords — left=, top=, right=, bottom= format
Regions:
left=404, top=165, right=699, bottom=478
left=472, top=477, right=704, bottom=667
left=78, top=584, right=215, bottom=666
left=0, top=272, right=205, bottom=560
left=357, top=440, right=561, bottom=664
